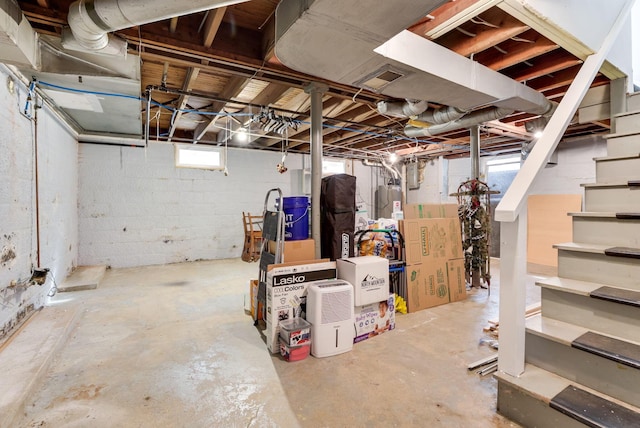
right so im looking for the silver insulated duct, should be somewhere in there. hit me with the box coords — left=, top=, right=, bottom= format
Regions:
left=64, top=0, right=249, bottom=51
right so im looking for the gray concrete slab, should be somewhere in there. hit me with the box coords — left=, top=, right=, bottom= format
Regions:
left=2, top=258, right=539, bottom=427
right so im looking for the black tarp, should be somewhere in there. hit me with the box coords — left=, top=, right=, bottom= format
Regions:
left=320, top=174, right=356, bottom=260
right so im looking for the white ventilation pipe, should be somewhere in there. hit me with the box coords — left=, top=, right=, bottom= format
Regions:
left=362, top=159, right=401, bottom=180
left=414, top=105, right=467, bottom=124
left=66, top=0, right=249, bottom=50
left=404, top=107, right=514, bottom=137
left=377, top=100, right=468, bottom=126
left=377, top=100, right=429, bottom=118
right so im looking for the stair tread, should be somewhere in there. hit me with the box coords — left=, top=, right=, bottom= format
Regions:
left=550, top=385, right=640, bottom=428
left=591, top=286, right=640, bottom=308
left=604, top=246, right=640, bottom=259
left=594, top=153, right=640, bottom=161
left=553, top=242, right=609, bottom=254
left=616, top=213, right=640, bottom=220
left=582, top=181, right=639, bottom=188
left=526, top=314, right=587, bottom=345
left=569, top=212, right=617, bottom=218
left=495, top=364, right=571, bottom=404
left=526, top=314, right=640, bottom=348
left=536, top=277, right=607, bottom=296
left=613, top=109, right=640, bottom=118
left=604, top=130, right=640, bottom=139
left=568, top=212, right=640, bottom=220
left=496, top=363, right=640, bottom=414
left=572, top=331, right=640, bottom=370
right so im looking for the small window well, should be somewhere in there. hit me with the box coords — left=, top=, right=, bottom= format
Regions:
left=175, top=144, right=225, bottom=170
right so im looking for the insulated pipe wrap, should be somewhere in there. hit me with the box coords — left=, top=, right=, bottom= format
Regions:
left=405, top=107, right=514, bottom=137
left=68, top=0, right=250, bottom=50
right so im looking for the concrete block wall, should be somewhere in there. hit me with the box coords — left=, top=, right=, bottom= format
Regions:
left=529, top=136, right=606, bottom=196
left=0, top=66, right=78, bottom=338
left=405, top=135, right=606, bottom=206
left=78, top=143, right=303, bottom=268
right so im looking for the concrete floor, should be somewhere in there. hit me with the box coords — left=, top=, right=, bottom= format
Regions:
left=3, top=258, right=542, bottom=427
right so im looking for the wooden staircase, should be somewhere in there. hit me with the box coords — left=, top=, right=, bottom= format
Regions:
left=495, top=93, right=640, bottom=427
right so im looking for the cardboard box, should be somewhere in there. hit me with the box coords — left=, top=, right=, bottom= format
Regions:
left=404, top=203, right=459, bottom=219
left=405, top=261, right=449, bottom=312
left=447, top=258, right=467, bottom=302
left=354, top=294, right=395, bottom=343
left=265, top=260, right=336, bottom=353
left=268, top=238, right=316, bottom=263
left=249, top=279, right=263, bottom=321
left=337, top=256, right=389, bottom=306
left=400, top=217, right=463, bottom=265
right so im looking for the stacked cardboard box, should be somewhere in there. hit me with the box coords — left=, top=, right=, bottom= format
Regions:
left=400, top=203, right=466, bottom=312
left=267, top=238, right=316, bottom=263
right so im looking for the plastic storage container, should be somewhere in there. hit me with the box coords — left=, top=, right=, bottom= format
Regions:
left=279, top=336, right=311, bottom=362
left=279, top=317, right=311, bottom=346
left=282, top=196, right=309, bottom=240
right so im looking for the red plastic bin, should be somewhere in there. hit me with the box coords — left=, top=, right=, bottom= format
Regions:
left=279, top=336, right=311, bottom=361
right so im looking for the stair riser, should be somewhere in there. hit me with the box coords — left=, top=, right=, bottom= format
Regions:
left=541, top=288, right=640, bottom=343
left=628, top=94, right=640, bottom=112
left=497, top=381, right=585, bottom=428
left=607, top=134, right=640, bottom=157
left=614, top=112, right=640, bottom=134
left=584, top=186, right=640, bottom=212
left=526, top=333, right=640, bottom=408
left=595, top=158, right=640, bottom=182
left=572, top=217, right=640, bottom=247
left=558, top=249, right=640, bottom=289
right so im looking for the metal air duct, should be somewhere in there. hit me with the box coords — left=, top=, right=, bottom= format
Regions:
left=64, top=0, right=250, bottom=52
left=404, top=107, right=514, bottom=138
left=275, top=0, right=554, bottom=116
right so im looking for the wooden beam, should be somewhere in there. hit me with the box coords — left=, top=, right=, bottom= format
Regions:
left=440, top=10, right=529, bottom=57
left=36, top=0, right=50, bottom=8
left=408, top=0, right=503, bottom=39
left=504, top=50, right=583, bottom=83
left=169, top=17, right=179, bottom=34
left=203, top=7, right=227, bottom=48
left=167, top=67, right=201, bottom=141
left=474, top=32, right=558, bottom=71
left=193, top=75, right=250, bottom=141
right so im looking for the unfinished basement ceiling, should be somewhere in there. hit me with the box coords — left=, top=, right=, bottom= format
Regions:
left=14, top=0, right=614, bottom=160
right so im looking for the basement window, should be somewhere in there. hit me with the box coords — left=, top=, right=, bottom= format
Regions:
left=322, top=159, right=346, bottom=175
left=175, top=144, right=225, bottom=170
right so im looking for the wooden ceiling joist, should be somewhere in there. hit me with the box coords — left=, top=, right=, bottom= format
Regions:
left=167, top=67, right=201, bottom=141
left=203, top=7, right=227, bottom=48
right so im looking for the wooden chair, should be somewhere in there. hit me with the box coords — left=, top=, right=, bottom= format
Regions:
left=242, top=212, right=263, bottom=262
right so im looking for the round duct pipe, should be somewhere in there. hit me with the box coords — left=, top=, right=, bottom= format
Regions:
left=404, top=107, right=514, bottom=138
left=377, top=100, right=429, bottom=118
left=67, top=0, right=250, bottom=50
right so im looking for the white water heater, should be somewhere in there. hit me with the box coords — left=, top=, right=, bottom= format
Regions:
left=306, top=280, right=354, bottom=357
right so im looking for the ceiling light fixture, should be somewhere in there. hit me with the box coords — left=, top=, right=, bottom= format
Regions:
left=236, top=127, right=248, bottom=142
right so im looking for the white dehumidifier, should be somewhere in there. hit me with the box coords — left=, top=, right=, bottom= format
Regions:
left=306, top=280, right=354, bottom=357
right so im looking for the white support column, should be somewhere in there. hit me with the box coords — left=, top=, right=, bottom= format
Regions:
left=304, top=83, right=328, bottom=258
left=498, top=206, right=527, bottom=376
